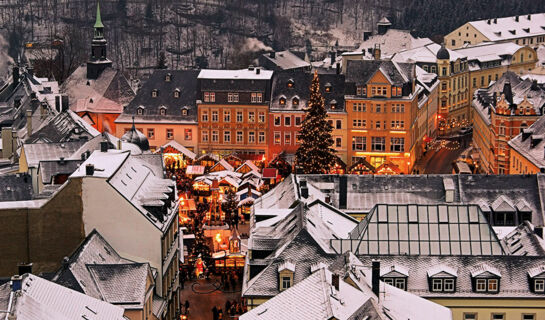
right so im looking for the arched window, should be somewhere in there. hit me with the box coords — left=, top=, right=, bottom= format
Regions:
left=159, top=106, right=167, bottom=116
left=287, top=79, right=294, bottom=88
left=165, top=73, right=172, bottom=82
left=174, top=89, right=180, bottom=98
left=279, top=97, right=286, bottom=105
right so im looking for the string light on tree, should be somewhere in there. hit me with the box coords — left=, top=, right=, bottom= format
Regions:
left=295, top=71, right=337, bottom=174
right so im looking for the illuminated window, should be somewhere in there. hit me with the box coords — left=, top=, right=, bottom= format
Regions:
left=258, top=112, right=265, bottom=123
left=279, top=97, right=286, bottom=105
left=292, top=97, right=299, bottom=106
left=224, top=111, right=231, bottom=122
left=201, top=111, right=208, bottom=122
left=274, top=132, right=281, bottom=145
left=166, top=129, right=174, bottom=140
left=201, top=130, right=209, bottom=142
left=371, top=137, right=385, bottom=151
left=184, top=129, right=192, bottom=141
left=352, top=137, right=366, bottom=151
left=236, top=131, right=243, bottom=143
left=390, top=137, right=405, bottom=152
left=224, top=131, right=231, bottom=143
left=284, top=132, right=291, bottom=145
left=274, top=116, right=281, bottom=126
left=248, top=111, right=255, bottom=123
left=147, top=129, right=154, bottom=139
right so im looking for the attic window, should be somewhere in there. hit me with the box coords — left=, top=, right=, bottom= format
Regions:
left=137, top=106, right=144, bottom=115
left=292, top=97, right=299, bottom=106
left=324, top=83, right=332, bottom=92
left=509, top=30, right=516, bottom=35
left=287, top=79, right=294, bottom=88
left=159, top=106, right=167, bottom=116
left=181, top=108, right=188, bottom=116
left=279, top=97, right=286, bottom=105
left=330, top=100, right=337, bottom=109
left=165, top=73, right=172, bottom=82
left=174, top=89, right=180, bottom=98
left=152, top=89, right=158, bottom=98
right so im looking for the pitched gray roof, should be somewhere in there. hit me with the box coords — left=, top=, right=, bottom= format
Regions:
left=0, top=173, right=33, bottom=201
left=508, top=113, right=545, bottom=169
left=38, top=159, right=83, bottom=184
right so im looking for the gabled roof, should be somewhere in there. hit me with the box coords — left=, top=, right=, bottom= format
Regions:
left=470, top=264, right=501, bottom=278
left=23, top=141, right=86, bottom=168
left=116, top=70, right=198, bottom=124
left=345, top=60, right=414, bottom=88
left=5, top=274, right=125, bottom=320
left=427, top=265, right=458, bottom=278
left=198, top=68, right=273, bottom=80
left=260, top=51, right=311, bottom=70
left=491, top=195, right=516, bottom=212
left=465, top=13, right=545, bottom=42
left=39, top=159, right=83, bottom=184
left=236, top=160, right=259, bottom=173
left=26, top=111, right=100, bottom=144
left=156, top=140, right=196, bottom=160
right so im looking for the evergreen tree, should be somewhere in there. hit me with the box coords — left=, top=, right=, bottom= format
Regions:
left=295, top=71, right=336, bottom=174
left=221, top=188, right=238, bottom=224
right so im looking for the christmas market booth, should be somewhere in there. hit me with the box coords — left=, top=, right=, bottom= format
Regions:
left=347, top=157, right=376, bottom=175
left=156, top=140, right=196, bottom=170
left=376, top=161, right=403, bottom=175
left=211, top=228, right=246, bottom=269
left=178, top=195, right=197, bottom=224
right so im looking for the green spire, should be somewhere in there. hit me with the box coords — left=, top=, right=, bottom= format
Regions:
left=94, top=2, right=104, bottom=29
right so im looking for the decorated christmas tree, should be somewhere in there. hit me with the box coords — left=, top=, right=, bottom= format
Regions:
left=295, top=71, right=336, bottom=174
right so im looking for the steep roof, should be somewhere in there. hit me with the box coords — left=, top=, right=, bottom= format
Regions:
left=509, top=114, right=545, bottom=168
left=63, top=66, right=135, bottom=114
left=23, top=141, right=86, bottom=168
left=116, top=70, right=198, bottom=125
left=0, top=173, right=33, bottom=201
left=392, top=42, right=465, bottom=64
left=26, top=111, right=100, bottom=144
left=345, top=60, right=414, bottom=88
left=466, top=13, right=545, bottom=42
left=260, top=51, right=311, bottom=70
left=348, top=29, right=433, bottom=59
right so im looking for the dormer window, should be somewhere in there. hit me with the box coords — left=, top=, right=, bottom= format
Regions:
left=278, top=261, right=295, bottom=291
left=165, top=73, right=171, bottom=82
left=324, top=83, right=332, bottom=93
left=292, top=97, right=299, bottom=106
left=471, top=264, right=501, bottom=293
left=330, top=100, right=337, bottom=110
left=279, top=97, right=286, bottom=105
left=428, top=265, right=457, bottom=293
left=137, top=106, right=144, bottom=115
left=174, top=89, right=180, bottom=98
left=287, top=79, right=294, bottom=88
left=381, top=265, right=408, bottom=291
left=152, top=89, right=158, bottom=98
left=159, top=106, right=167, bottom=116
left=181, top=108, right=188, bottom=116
left=528, top=265, right=545, bottom=293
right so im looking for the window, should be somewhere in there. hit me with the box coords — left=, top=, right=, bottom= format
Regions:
left=281, top=276, right=291, bottom=290
left=475, top=278, right=499, bottom=293
left=184, top=129, right=192, bottom=140
left=383, top=277, right=406, bottom=290
left=166, top=129, right=174, bottom=140
left=295, top=116, right=302, bottom=126
left=523, top=315, right=535, bottom=320
left=211, top=131, right=219, bottom=142
left=372, top=137, right=385, bottom=151
left=236, top=131, right=243, bottom=143
left=432, top=279, right=442, bottom=292
left=451, top=39, right=456, bottom=46
left=444, top=278, right=455, bottom=292
left=431, top=66, right=436, bottom=73
left=284, top=133, right=291, bottom=145
left=492, top=314, right=504, bottom=320
left=390, top=138, right=405, bottom=152
left=137, top=107, right=144, bottom=115
left=236, top=111, right=243, bottom=123
left=147, top=129, right=154, bottom=139
left=202, top=130, right=209, bottom=142
left=204, top=92, right=215, bottom=102
left=251, top=92, right=263, bottom=103
left=353, top=103, right=366, bottom=112
left=279, top=97, right=286, bottom=105
left=335, top=137, right=342, bottom=148
left=463, top=314, right=477, bottom=320
left=431, top=278, right=455, bottom=292
left=292, top=97, right=299, bottom=106
left=442, top=67, right=447, bottom=76
left=224, top=111, right=231, bottom=122
left=160, top=107, right=166, bottom=116
left=202, top=111, right=208, bottom=122
left=375, top=121, right=381, bottom=129
left=248, top=111, right=255, bottom=123
left=391, top=120, right=404, bottom=129
left=274, top=115, right=281, bottom=126
left=391, top=104, right=405, bottom=113
left=248, top=131, right=255, bottom=143
left=284, top=116, right=291, bottom=127
left=274, top=132, right=281, bottom=145
left=174, top=90, right=180, bottom=98
left=152, top=89, right=158, bottom=97
left=296, top=134, right=302, bottom=144
left=258, top=132, right=265, bottom=143
left=181, top=109, right=187, bottom=116
left=212, top=110, right=219, bottom=122
left=375, top=104, right=381, bottom=113
left=353, top=119, right=366, bottom=128
left=442, top=82, right=447, bottom=91
left=258, top=112, right=265, bottom=123
left=228, top=93, right=239, bottom=103
left=224, top=131, right=231, bottom=143
left=534, top=279, right=544, bottom=292
left=325, top=84, right=332, bottom=93
left=352, top=137, right=366, bottom=151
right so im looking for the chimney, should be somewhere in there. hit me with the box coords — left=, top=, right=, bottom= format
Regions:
left=10, top=275, right=22, bottom=292
left=325, top=195, right=331, bottom=204
left=100, top=141, right=109, bottom=152
left=269, top=51, right=276, bottom=59
left=372, top=260, right=380, bottom=298
left=55, top=96, right=61, bottom=112
left=503, top=80, right=513, bottom=105
left=301, top=186, right=309, bottom=198
left=373, top=44, right=381, bottom=60
left=487, top=19, right=491, bottom=24
left=330, top=51, right=336, bottom=66
left=494, top=18, right=497, bottom=24
left=61, top=95, right=69, bottom=111
left=86, top=164, right=95, bottom=176
left=339, top=176, right=347, bottom=209
left=17, top=263, right=32, bottom=275
left=336, top=63, right=340, bottom=74
left=12, top=66, right=19, bottom=86
left=528, top=14, right=532, bottom=20
left=332, top=273, right=340, bottom=291
left=117, top=139, right=122, bottom=150
left=256, top=68, right=261, bottom=75
left=26, top=109, right=32, bottom=136
left=248, top=65, right=255, bottom=71
left=531, top=80, right=539, bottom=91
left=59, top=157, right=65, bottom=165
left=535, top=226, right=543, bottom=238
left=515, top=15, right=519, bottom=22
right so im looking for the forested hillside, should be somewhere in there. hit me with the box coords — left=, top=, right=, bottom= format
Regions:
left=0, top=0, right=541, bottom=78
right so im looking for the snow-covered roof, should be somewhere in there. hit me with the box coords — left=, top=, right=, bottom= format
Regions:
left=6, top=274, right=125, bottom=320
left=528, top=265, right=545, bottom=278
left=278, top=260, right=296, bottom=272
left=466, top=13, right=545, bottom=42
left=427, top=264, right=458, bottom=277
left=392, top=42, right=465, bottom=63
left=156, top=140, right=196, bottom=160
left=470, top=264, right=501, bottom=278
left=344, top=29, right=433, bottom=59
left=260, top=51, right=310, bottom=70
left=198, top=68, right=273, bottom=80
left=454, top=42, right=523, bottom=61
left=236, top=160, right=259, bottom=173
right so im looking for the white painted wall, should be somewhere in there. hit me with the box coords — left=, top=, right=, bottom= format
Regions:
left=80, top=177, right=165, bottom=293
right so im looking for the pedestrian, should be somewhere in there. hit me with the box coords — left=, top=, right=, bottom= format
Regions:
left=218, top=308, right=223, bottom=320
left=185, top=300, right=190, bottom=315
left=212, top=306, right=218, bottom=320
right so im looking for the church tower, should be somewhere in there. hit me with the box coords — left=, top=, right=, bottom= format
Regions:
left=87, top=2, right=112, bottom=79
